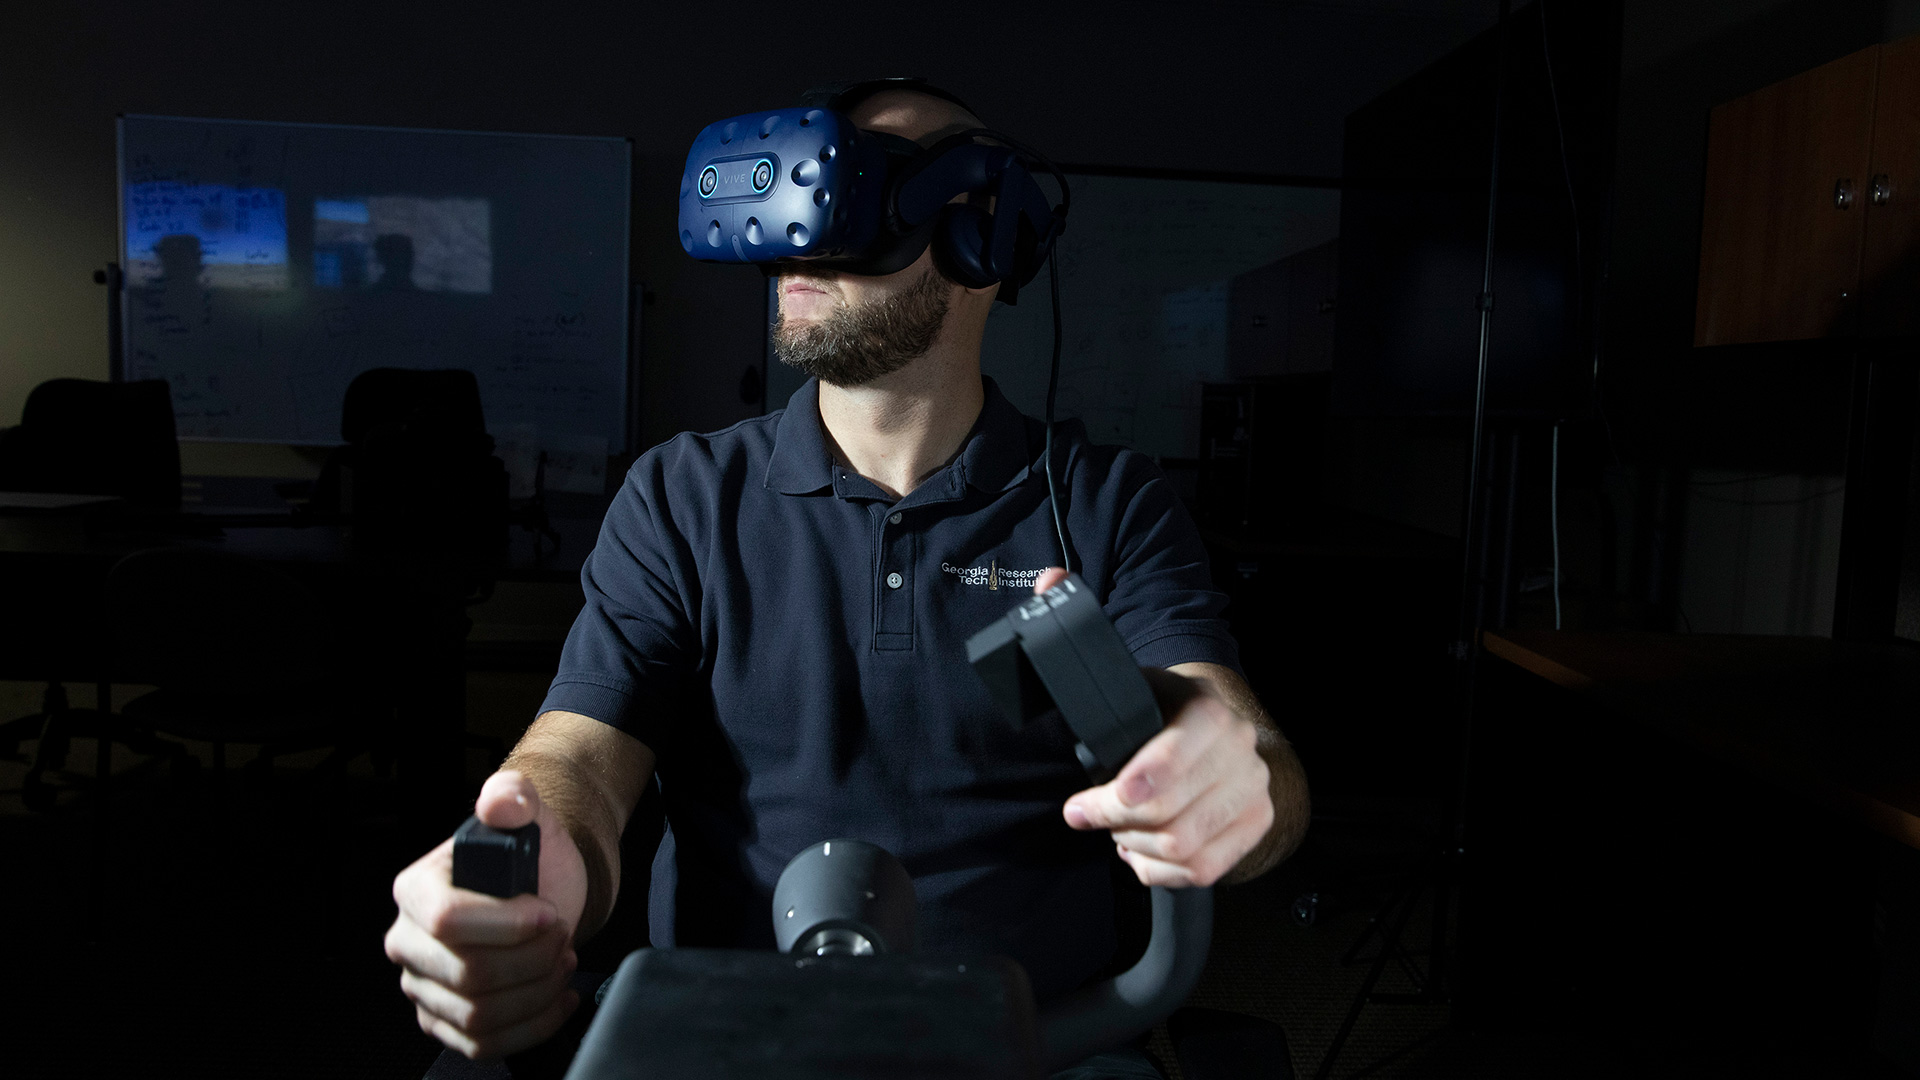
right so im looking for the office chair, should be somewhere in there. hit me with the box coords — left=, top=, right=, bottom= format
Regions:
left=0, top=378, right=183, bottom=807
left=300, top=368, right=517, bottom=828
left=0, top=377, right=180, bottom=508
left=309, top=367, right=509, bottom=584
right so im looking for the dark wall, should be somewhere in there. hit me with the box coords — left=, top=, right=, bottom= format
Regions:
left=0, top=0, right=1489, bottom=454
left=1333, top=0, right=1621, bottom=422
left=1309, top=0, right=1906, bottom=631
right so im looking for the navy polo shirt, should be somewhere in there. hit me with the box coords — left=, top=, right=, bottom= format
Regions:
left=541, top=375, right=1240, bottom=1002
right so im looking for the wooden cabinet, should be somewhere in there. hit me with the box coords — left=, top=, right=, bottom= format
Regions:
left=1693, top=40, right=1920, bottom=647
left=1694, top=38, right=1920, bottom=345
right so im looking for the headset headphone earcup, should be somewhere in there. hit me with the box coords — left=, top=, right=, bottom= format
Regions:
left=930, top=203, right=1001, bottom=290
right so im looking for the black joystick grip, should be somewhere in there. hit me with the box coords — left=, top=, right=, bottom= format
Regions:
left=452, top=816, right=540, bottom=898
left=966, top=572, right=1216, bottom=1070
left=966, top=572, right=1162, bottom=783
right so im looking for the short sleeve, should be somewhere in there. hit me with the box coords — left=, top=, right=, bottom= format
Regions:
left=539, top=452, right=702, bottom=749
left=1091, top=453, right=1243, bottom=675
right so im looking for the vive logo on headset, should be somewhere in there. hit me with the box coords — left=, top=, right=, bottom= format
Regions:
left=700, top=155, right=778, bottom=203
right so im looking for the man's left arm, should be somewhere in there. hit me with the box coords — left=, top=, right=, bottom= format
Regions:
left=1063, top=660, right=1309, bottom=888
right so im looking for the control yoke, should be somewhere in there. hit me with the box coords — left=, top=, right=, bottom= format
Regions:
left=452, top=573, right=1211, bottom=1077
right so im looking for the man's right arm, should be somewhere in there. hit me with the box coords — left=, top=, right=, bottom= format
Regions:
left=385, top=711, right=654, bottom=1059
left=501, top=710, right=656, bottom=944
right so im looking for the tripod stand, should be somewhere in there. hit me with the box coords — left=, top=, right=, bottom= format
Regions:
left=1310, top=1, right=1551, bottom=1073
left=1312, top=853, right=1443, bottom=1080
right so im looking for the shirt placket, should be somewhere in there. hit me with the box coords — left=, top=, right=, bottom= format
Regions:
left=874, top=503, right=914, bottom=652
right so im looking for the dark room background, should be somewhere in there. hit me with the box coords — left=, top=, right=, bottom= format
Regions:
left=9, top=2, right=1920, bottom=1078
left=6, top=0, right=1918, bottom=637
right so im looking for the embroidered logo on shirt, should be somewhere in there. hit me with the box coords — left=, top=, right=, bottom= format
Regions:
left=941, top=558, right=1046, bottom=591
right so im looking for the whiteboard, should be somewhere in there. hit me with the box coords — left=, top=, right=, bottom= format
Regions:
left=766, top=173, right=1340, bottom=461
left=117, top=115, right=632, bottom=465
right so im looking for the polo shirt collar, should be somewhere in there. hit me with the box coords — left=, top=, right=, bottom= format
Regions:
left=763, top=375, right=1033, bottom=498
left=765, top=378, right=835, bottom=495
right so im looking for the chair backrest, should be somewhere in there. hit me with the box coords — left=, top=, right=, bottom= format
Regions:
left=106, top=548, right=331, bottom=696
left=0, top=378, right=181, bottom=509
left=312, top=368, right=508, bottom=581
left=339, top=368, right=492, bottom=455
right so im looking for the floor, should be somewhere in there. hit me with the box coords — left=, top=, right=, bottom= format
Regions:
left=1, top=674, right=1911, bottom=1079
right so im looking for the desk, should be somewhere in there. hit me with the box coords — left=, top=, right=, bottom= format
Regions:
left=0, top=503, right=500, bottom=834
left=1482, top=629, right=1920, bottom=850
left=0, top=514, right=342, bottom=684
left=1472, top=629, right=1908, bottom=1065
left=0, top=491, right=121, bottom=512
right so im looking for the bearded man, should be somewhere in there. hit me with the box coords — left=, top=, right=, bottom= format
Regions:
left=385, top=85, right=1309, bottom=1080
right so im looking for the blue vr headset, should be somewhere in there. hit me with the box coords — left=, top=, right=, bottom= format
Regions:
left=677, top=79, right=1069, bottom=305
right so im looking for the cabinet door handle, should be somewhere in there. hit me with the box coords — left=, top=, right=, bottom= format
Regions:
left=1836, top=178, right=1856, bottom=209
left=1871, top=174, right=1892, bottom=206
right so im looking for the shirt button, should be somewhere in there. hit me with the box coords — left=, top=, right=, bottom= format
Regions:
left=886, top=572, right=903, bottom=589
left=888, top=512, right=902, bottom=525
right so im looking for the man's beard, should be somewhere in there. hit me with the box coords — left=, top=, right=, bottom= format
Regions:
left=771, top=265, right=951, bottom=387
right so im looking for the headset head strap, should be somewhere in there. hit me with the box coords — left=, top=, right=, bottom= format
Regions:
left=799, top=77, right=981, bottom=121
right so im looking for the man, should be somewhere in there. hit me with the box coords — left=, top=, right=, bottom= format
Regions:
left=386, top=86, right=1310, bottom=1076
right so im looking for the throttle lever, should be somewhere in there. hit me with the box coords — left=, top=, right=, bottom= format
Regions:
left=452, top=815, right=540, bottom=898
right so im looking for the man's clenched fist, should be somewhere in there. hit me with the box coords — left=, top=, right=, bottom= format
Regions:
left=1031, top=566, right=1291, bottom=888
left=385, top=771, right=588, bottom=1059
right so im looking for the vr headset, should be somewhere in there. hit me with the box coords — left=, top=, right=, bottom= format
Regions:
left=677, top=78, right=1069, bottom=305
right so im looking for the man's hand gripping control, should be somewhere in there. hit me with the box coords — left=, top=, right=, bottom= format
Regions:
left=1034, top=568, right=1279, bottom=889
left=385, top=771, right=588, bottom=1059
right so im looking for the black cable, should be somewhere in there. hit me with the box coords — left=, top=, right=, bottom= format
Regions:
left=865, top=119, right=1074, bottom=570
left=899, top=124, right=1074, bottom=570
left=1044, top=247, right=1071, bottom=574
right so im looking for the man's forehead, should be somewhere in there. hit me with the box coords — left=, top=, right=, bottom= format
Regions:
left=848, top=90, right=981, bottom=145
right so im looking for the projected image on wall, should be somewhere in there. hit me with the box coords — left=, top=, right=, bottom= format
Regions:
left=124, top=182, right=288, bottom=290
left=313, top=196, right=492, bottom=293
